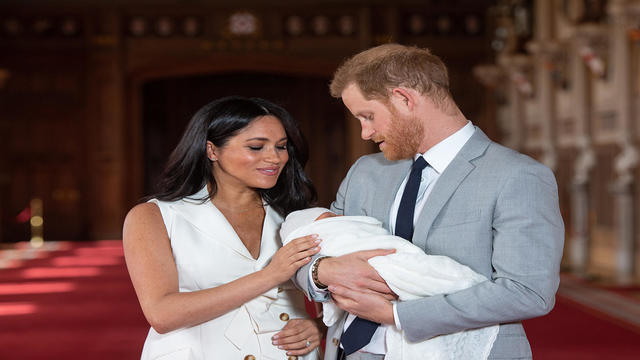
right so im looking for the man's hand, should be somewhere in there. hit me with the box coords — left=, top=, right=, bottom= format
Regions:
left=330, top=284, right=396, bottom=325
left=318, top=249, right=396, bottom=298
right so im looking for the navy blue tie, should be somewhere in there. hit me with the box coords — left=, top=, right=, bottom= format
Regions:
left=340, top=156, right=428, bottom=356
left=395, top=156, right=428, bottom=241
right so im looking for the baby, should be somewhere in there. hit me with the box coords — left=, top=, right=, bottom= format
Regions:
left=280, top=207, right=499, bottom=360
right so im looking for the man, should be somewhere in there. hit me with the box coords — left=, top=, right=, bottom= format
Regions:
left=294, top=44, right=564, bottom=360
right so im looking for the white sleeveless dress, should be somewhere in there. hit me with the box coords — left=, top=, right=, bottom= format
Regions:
left=140, top=187, right=318, bottom=360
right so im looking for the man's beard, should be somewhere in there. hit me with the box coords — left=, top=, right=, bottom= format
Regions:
left=378, top=112, right=423, bottom=161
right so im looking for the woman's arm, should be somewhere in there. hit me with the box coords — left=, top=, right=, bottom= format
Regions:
left=123, top=202, right=321, bottom=334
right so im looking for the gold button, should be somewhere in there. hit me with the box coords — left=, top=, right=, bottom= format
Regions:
left=332, top=338, right=339, bottom=346
left=244, top=356, right=255, bottom=360
left=279, top=312, right=289, bottom=321
left=288, top=357, right=298, bottom=360
left=277, top=287, right=283, bottom=293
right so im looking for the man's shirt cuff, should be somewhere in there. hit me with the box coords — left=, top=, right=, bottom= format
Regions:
left=307, top=258, right=330, bottom=302
left=393, top=302, right=402, bottom=330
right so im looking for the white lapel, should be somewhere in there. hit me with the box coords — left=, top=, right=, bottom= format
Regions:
left=256, top=205, right=284, bottom=269
left=169, top=186, right=282, bottom=262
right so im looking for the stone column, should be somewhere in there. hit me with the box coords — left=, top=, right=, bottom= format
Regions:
left=504, top=73, right=524, bottom=151
left=86, top=11, right=127, bottom=239
left=611, top=139, right=638, bottom=284
left=497, top=54, right=533, bottom=152
left=608, top=0, right=639, bottom=283
left=528, top=0, right=558, bottom=170
left=571, top=137, right=595, bottom=275
left=568, top=28, right=599, bottom=275
left=472, top=63, right=518, bottom=148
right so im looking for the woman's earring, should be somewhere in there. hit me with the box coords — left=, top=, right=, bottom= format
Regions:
left=209, top=157, right=217, bottom=162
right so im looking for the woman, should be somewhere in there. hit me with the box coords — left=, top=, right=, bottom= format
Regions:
left=123, top=96, right=323, bottom=360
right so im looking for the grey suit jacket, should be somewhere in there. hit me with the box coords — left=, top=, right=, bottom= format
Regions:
left=295, top=129, right=564, bottom=360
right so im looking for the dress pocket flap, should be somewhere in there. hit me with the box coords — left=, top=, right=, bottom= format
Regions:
left=224, top=308, right=252, bottom=350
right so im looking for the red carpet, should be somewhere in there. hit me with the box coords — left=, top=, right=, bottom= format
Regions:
left=0, top=241, right=148, bottom=359
left=524, top=296, right=640, bottom=359
left=1, top=240, right=639, bottom=359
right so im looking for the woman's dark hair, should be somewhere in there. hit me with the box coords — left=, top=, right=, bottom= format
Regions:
left=151, top=96, right=316, bottom=216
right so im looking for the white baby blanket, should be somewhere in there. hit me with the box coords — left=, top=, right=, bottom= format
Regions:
left=281, top=212, right=498, bottom=360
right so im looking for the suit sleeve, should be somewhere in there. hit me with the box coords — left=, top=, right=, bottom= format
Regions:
left=396, top=164, right=564, bottom=341
left=328, top=155, right=359, bottom=217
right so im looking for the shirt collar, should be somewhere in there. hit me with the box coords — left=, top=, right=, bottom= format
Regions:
left=415, top=121, right=475, bottom=174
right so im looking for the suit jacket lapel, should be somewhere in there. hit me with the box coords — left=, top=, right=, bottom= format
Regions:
left=373, top=158, right=412, bottom=231
left=412, top=129, right=491, bottom=249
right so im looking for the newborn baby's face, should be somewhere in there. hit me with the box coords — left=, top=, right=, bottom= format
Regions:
left=315, top=212, right=338, bottom=221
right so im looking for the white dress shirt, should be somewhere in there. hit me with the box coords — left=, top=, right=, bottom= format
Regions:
left=311, top=121, right=476, bottom=355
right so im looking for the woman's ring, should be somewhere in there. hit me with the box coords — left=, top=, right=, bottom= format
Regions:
left=305, top=340, right=311, bottom=347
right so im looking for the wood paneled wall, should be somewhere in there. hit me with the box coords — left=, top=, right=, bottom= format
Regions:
left=0, top=1, right=494, bottom=241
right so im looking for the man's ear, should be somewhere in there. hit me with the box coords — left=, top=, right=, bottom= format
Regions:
left=389, top=87, right=416, bottom=114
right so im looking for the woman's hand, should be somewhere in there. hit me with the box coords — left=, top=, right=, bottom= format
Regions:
left=264, top=235, right=321, bottom=284
left=272, top=318, right=324, bottom=356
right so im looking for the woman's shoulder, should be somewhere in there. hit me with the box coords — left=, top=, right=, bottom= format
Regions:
left=124, top=202, right=164, bottom=228
left=122, top=202, right=171, bottom=248
left=129, top=201, right=161, bottom=215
